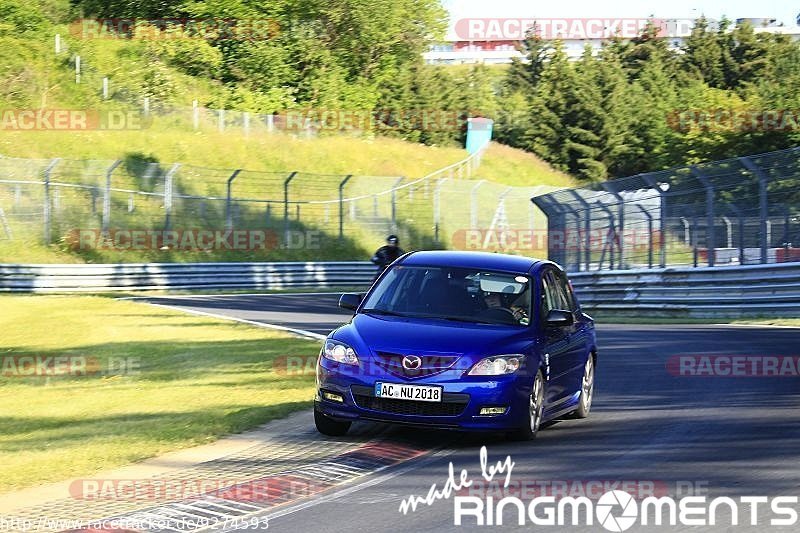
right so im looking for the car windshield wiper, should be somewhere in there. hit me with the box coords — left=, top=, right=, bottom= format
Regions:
left=361, top=308, right=412, bottom=318
left=422, top=314, right=496, bottom=325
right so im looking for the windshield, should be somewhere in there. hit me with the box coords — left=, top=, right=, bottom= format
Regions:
left=361, top=265, right=531, bottom=327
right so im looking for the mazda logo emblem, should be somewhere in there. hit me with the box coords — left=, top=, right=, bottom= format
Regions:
left=402, top=355, right=422, bottom=370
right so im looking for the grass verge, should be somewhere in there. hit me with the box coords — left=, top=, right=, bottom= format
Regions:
left=0, top=295, right=321, bottom=494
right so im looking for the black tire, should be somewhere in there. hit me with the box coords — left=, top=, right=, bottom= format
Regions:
left=571, top=355, right=595, bottom=419
left=508, top=370, right=545, bottom=441
left=314, top=405, right=351, bottom=436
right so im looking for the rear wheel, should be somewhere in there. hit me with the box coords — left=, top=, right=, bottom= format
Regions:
left=508, top=371, right=545, bottom=441
left=314, top=405, right=351, bottom=436
left=572, top=355, right=595, bottom=419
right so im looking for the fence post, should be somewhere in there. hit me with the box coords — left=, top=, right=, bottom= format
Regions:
left=42, top=158, right=60, bottom=245
left=641, top=173, right=669, bottom=268
left=738, top=156, right=769, bottom=264
left=225, top=169, right=242, bottom=230
left=192, top=100, right=199, bottom=130
left=634, top=204, right=654, bottom=268
left=218, top=109, right=225, bottom=132
left=243, top=112, right=250, bottom=136
left=338, top=175, right=352, bottom=239
left=283, top=171, right=297, bottom=242
left=163, top=163, right=180, bottom=231
left=0, top=208, right=11, bottom=239
left=433, top=178, right=449, bottom=244
left=102, top=160, right=122, bottom=236
left=470, top=180, right=484, bottom=228
left=691, top=166, right=715, bottom=267
left=391, top=177, right=404, bottom=232
left=600, top=182, right=625, bottom=269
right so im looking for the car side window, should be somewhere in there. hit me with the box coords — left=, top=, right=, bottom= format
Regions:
left=555, top=271, right=579, bottom=312
left=540, top=269, right=564, bottom=317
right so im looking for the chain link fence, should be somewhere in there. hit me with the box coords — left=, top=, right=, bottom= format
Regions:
left=532, top=146, right=800, bottom=271
left=0, top=144, right=564, bottom=260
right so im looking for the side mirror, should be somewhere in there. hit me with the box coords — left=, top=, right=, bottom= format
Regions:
left=546, top=309, right=574, bottom=327
left=338, top=293, right=363, bottom=311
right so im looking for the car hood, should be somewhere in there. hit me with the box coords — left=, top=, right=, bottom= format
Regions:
left=336, top=313, right=531, bottom=358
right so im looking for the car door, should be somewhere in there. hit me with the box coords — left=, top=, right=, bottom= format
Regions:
left=553, top=269, right=591, bottom=396
left=539, top=268, right=573, bottom=406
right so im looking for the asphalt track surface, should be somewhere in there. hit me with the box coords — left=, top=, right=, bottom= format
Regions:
left=139, top=294, right=800, bottom=532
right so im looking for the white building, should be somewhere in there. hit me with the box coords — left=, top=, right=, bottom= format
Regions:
left=424, top=17, right=800, bottom=64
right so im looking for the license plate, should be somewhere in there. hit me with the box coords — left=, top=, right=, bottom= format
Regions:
left=374, top=382, right=442, bottom=402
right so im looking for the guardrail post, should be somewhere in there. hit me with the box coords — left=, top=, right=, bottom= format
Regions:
left=163, top=163, right=180, bottom=231
left=338, top=174, right=352, bottom=239
left=102, top=160, right=122, bottom=237
left=42, top=158, right=60, bottom=245
left=738, top=156, right=769, bottom=264
left=225, top=169, right=242, bottom=230
left=283, top=171, right=297, bottom=242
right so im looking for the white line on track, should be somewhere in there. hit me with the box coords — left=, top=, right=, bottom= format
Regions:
left=203, top=448, right=455, bottom=532
left=142, top=302, right=326, bottom=341
left=118, top=292, right=345, bottom=300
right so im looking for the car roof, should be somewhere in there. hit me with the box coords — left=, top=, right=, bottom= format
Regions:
left=400, top=250, right=545, bottom=273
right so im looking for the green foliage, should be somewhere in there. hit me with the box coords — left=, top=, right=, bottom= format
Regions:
left=0, top=0, right=53, bottom=34
left=498, top=17, right=800, bottom=180
left=1, top=2, right=797, bottom=181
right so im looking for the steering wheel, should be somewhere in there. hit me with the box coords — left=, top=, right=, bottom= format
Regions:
left=477, top=307, right=519, bottom=323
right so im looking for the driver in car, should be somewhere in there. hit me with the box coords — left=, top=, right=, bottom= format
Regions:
left=484, top=292, right=529, bottom=324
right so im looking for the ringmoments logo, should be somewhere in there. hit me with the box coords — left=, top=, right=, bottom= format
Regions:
left=397, top=447, right=799, bottom=530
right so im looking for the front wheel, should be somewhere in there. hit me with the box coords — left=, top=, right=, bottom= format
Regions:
left=572, top=355, right=595, bottom=419
left=314, top=406, right=351, bottom=436
left=508, top=371, right=545, bottom=441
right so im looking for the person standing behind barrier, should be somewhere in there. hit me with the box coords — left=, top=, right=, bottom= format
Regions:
left=371, top=235, right=405, bottom=279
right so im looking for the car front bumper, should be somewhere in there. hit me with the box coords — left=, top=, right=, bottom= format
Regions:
left=315, top=360, right=534, bottom=431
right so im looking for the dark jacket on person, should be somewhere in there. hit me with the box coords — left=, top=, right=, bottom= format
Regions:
left=371, top=245, right=405, bottom=270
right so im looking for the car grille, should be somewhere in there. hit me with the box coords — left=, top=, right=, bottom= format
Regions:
left=373, top=351, right=461, bottom=379
left=351, top=385, right=469, bottom=417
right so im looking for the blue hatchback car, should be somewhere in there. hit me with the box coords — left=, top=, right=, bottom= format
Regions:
left=314, top=251, right=597, bottom=440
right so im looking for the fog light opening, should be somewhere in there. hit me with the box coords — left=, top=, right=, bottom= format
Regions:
left=322, top=391, right=344, bottom=403
left=479, top=406, right=508, bottom=416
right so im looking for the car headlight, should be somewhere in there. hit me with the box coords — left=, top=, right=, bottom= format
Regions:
left=468, top=355, right=524, bottom=376
left=322, top=339, right=359, bottom=365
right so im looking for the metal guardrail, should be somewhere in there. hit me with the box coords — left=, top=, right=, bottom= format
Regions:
left=1, top=260, right=797, bottom=318
left=570, top=262, right=800, bottom=318
left=0, top=262, right=377, bottom=292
